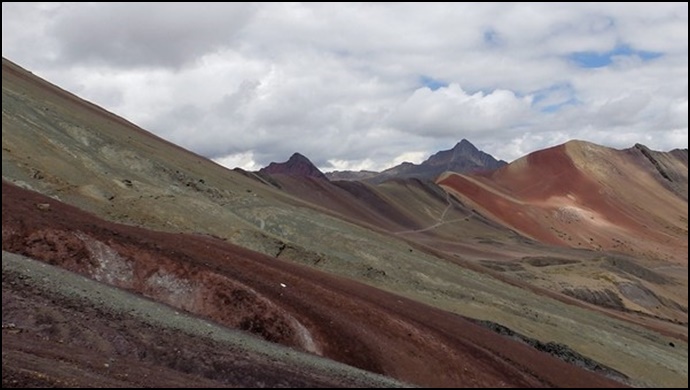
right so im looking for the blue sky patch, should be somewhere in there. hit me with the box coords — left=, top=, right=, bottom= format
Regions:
left=540, top=98, right=579, bottom=113
left=483, top=28, right=501, bottom=46
left=568, top=44, right=663, bottom=68
left=420, top=75, right=448, bottom=91
left=532, top=83, right=580, bottom=113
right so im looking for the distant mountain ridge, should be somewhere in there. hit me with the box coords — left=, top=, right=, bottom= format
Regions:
left=324, top=139, right=507, bottom=183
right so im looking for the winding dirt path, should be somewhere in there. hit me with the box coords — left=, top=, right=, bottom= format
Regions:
left=394, top=191, right=467, bottom=235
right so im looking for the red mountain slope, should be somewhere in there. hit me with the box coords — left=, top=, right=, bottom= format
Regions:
left=438, top=141, right=688, bottom=263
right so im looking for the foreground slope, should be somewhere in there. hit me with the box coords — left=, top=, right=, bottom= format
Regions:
left=2, top=181, right=624, bottom=388
left=2, top=251, right=404, bottom=388
left=2, top=58, right=687, bottom=387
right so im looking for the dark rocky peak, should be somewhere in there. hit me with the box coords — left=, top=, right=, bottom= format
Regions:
left=455, top=139, right=480, bottom=153
left=259, top=153, right=328, bottom=180
left=423, top=139, right=506, bottom=170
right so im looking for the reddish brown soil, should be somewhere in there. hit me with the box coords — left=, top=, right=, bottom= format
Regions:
left=2, top=181, right=624, bottom=388
left=2, top=268, right=370, bottom=388
left=439, top=144, right=687, bottom=260
left=487, top=145, right=648, bottom=231
left=442, top=145, right=634, bottom=243
left=439, top=172, right=563, bottom=245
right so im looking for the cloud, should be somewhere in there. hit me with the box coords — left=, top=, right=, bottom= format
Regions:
left=388, top=84, right=534, bottom=138
left=47, top=3, right=257, bottom=69
left=327, top=158, right=379, bottom=172
left=2, top=3, right=687, bottom=170
left=213, top=152, right=261, bottom=172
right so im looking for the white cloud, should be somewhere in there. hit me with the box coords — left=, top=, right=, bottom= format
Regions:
left=388, top=84, right=534, bottom=138
left=327, top=158, right=378, bottom=172
left=214, top=151, right=261, bottom=171
left=668, top=98, right=688, bottom=128
left=2, top=3, right=687, bottom=169
left=391, top=152, right=429, bottom=166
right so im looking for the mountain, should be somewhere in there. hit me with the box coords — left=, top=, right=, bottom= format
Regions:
left=256, top=141, right=689, bottom=350
left=326, top=139, right=507, bottom=183
left=259, top=152, right=328, bottom=180
left=632, top=144, right=688, bottom=201
left=2, top=57, right=687, bottom=388
left=439, top=140, right=688, bottom=262
left=422, top=139, right=507, bottom=171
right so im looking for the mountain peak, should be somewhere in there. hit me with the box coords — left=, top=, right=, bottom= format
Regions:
left=259, top=153, right=328, bottom=180
left=423, top=139, right=505, bottom=170
left=288, top=152, right=310, bottom=162
left=454, top=139, right=477, bottom=151
left=356, top=139, right=506, bottom=184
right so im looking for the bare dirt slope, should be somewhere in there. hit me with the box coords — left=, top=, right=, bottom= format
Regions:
left=3, top=251, right=407, bottom=388
left=438, top=141, right=688, bottom=263
left=2, top=181, right=625, bottom=388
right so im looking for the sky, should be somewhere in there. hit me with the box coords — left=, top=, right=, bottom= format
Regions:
left=2, top=3, right=688, bottom=171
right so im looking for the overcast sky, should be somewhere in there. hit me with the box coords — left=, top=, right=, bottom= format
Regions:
left=2, top=3, right=687, bottom=171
